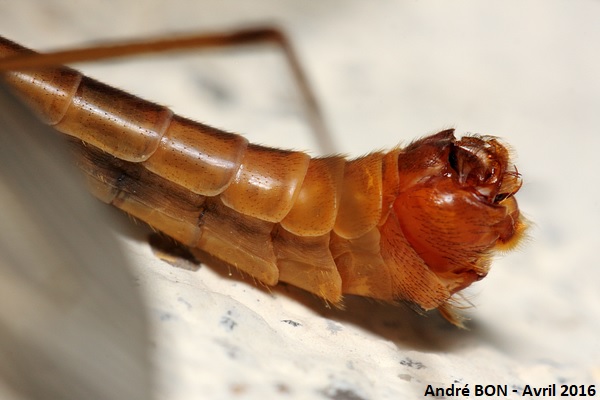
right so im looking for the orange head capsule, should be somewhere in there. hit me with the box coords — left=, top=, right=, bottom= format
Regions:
left=384, top=129, right=526, bottom=321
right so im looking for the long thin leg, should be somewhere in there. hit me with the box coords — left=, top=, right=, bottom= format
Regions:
left=0, top=28, right=336, bottom=154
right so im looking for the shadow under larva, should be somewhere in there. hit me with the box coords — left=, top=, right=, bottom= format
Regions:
left=0, top=83, right=153, bottom=400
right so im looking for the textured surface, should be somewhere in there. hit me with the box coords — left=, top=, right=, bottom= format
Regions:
left=1, top=0, right=599, bottom=398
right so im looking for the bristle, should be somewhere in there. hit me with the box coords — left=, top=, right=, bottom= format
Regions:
left=495, top=215, right=530, bottom=253
left=437, top=293, right=477, bottom=329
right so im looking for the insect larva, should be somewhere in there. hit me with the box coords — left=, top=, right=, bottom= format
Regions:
left=0, top=33, right=526, bottom=325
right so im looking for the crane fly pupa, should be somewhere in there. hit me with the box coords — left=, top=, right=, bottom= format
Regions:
left=0, top=31, right=526, bottom=326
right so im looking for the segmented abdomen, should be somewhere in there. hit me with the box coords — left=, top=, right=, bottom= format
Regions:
left=0, top=36, right=416, bottom=308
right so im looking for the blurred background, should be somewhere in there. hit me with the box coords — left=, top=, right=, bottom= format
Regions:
left=0, top=0, right=598, bottom=398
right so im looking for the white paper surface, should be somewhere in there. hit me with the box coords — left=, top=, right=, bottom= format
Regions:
left=1, top=0, right=598, bottom=398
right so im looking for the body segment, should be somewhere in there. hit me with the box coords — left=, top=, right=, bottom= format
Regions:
left=0, top=36, right=526, bottom=324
